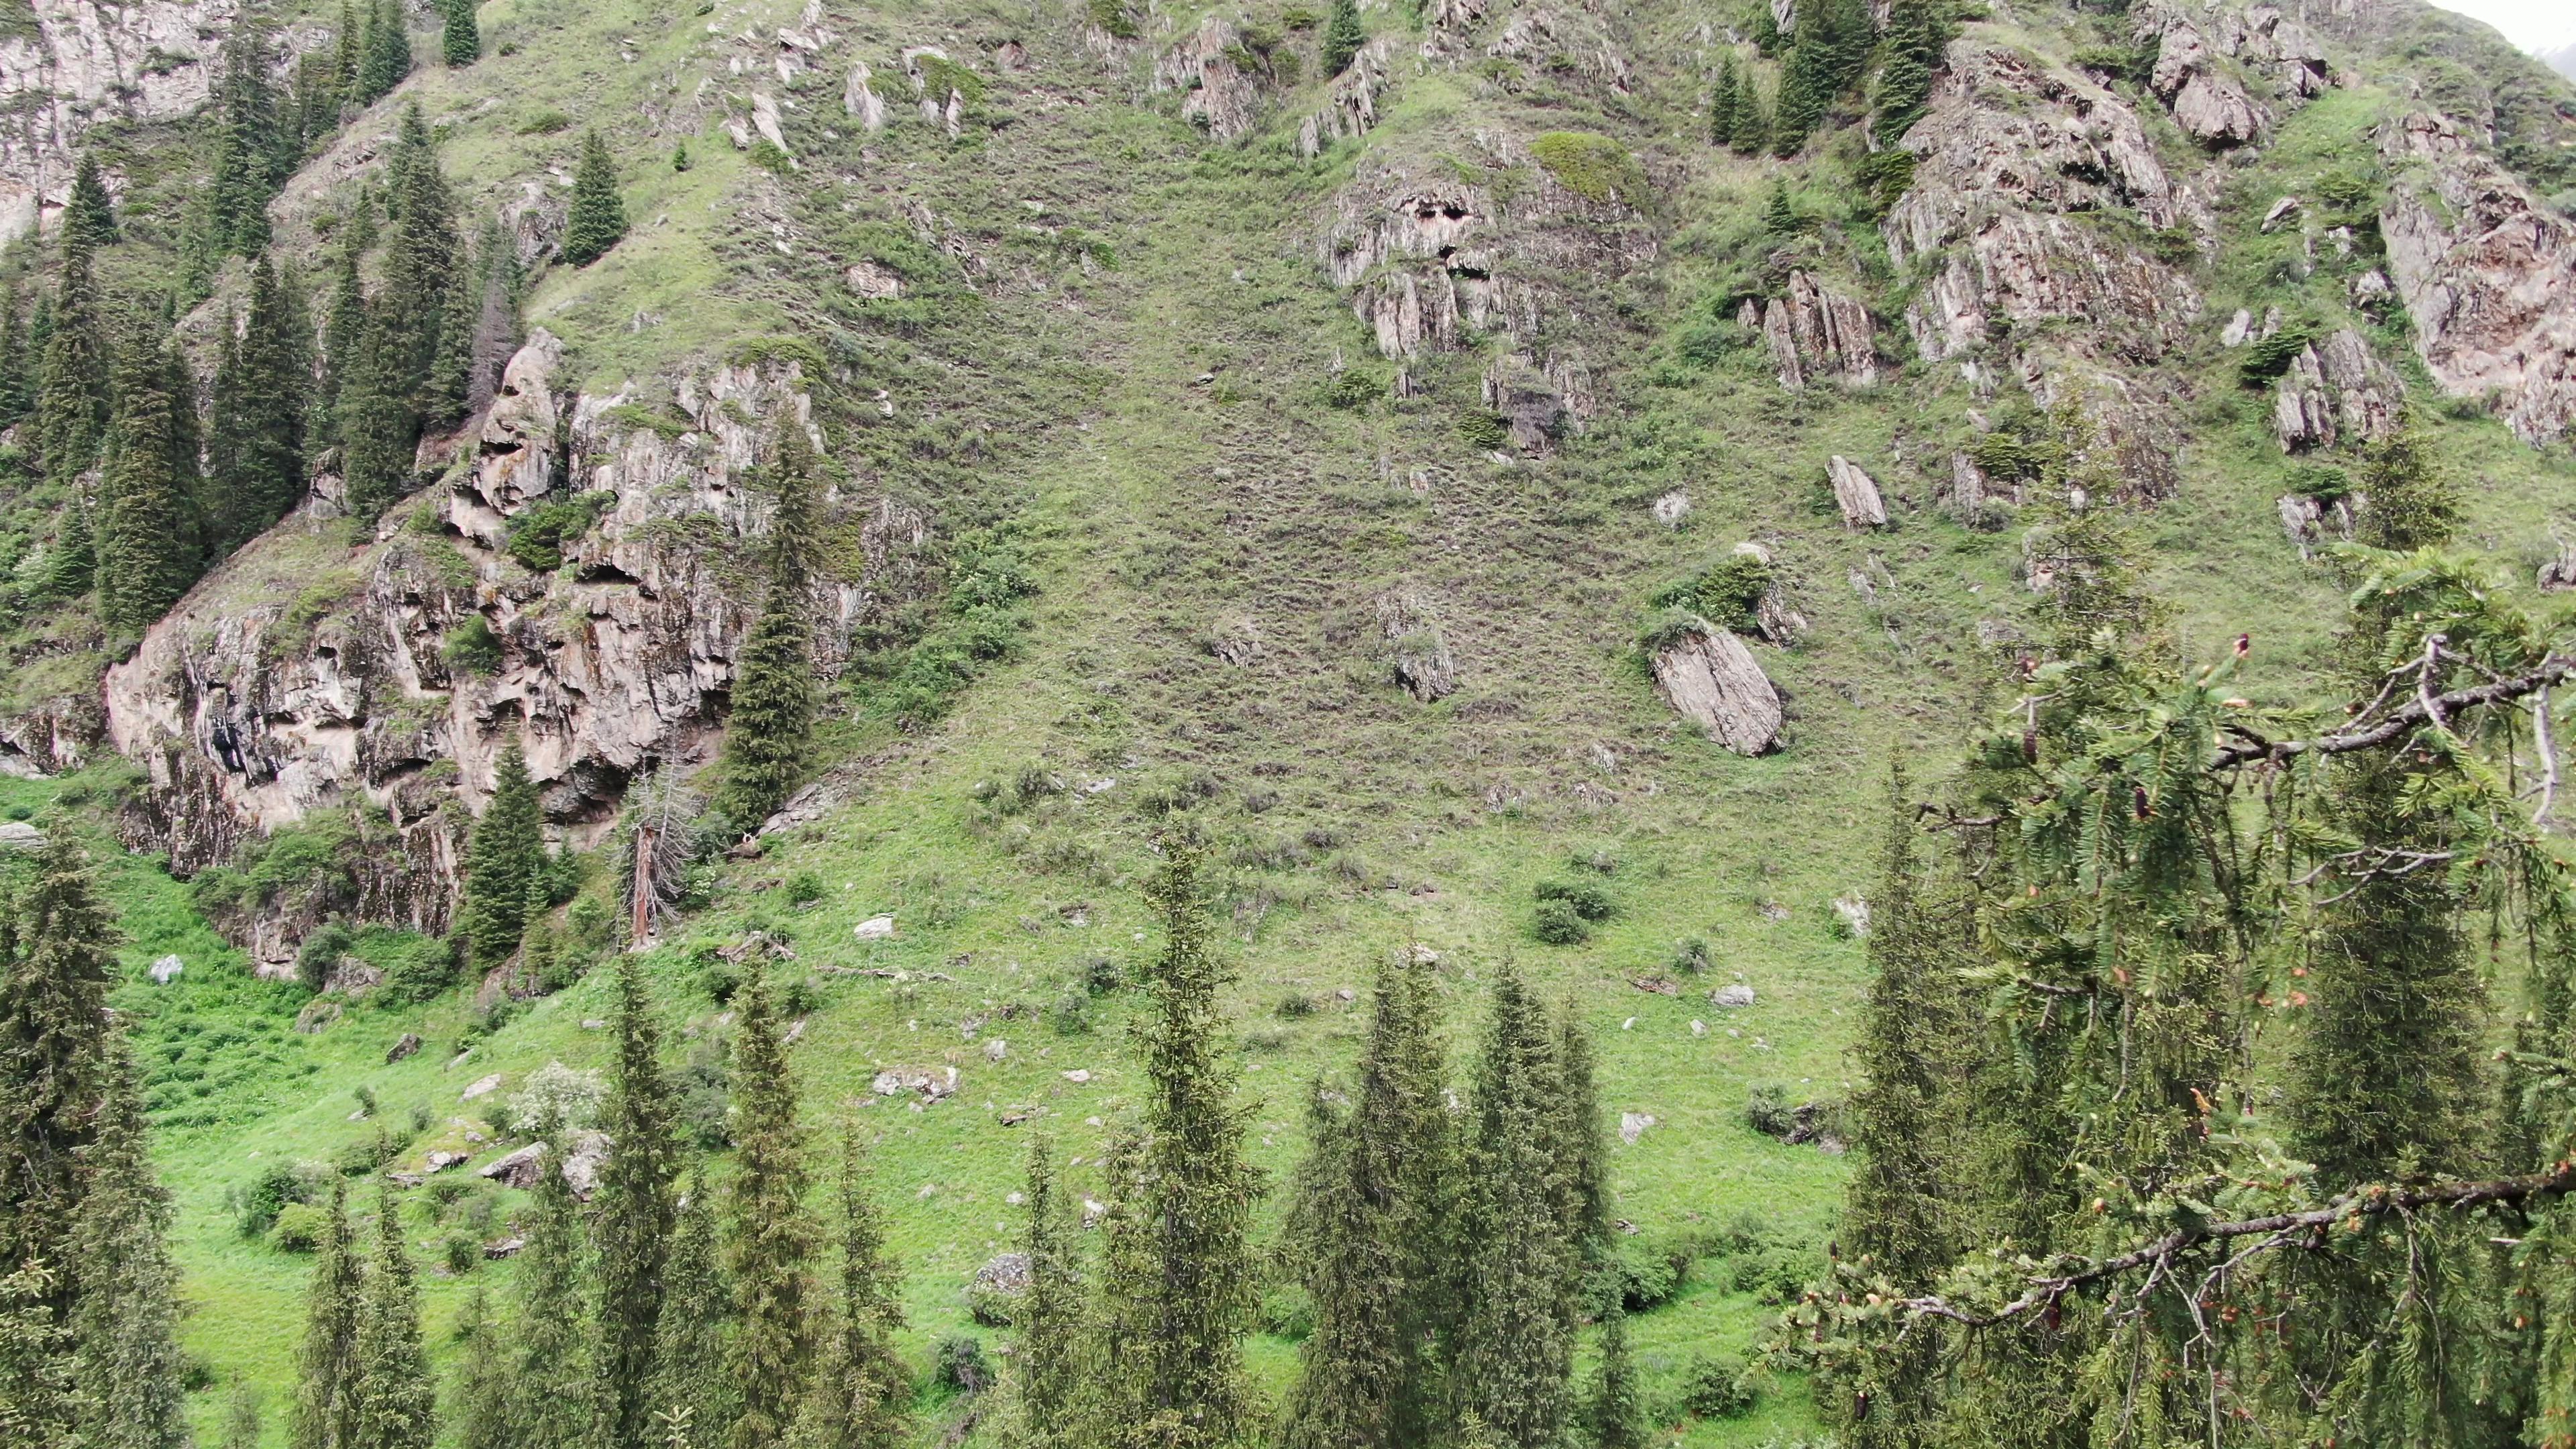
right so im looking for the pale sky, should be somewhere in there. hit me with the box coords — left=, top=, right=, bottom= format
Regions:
left=2426, top=0, right=2576, bottom=54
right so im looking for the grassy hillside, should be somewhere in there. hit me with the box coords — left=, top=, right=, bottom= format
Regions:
left=10, top=0, right=2576, bottom=1442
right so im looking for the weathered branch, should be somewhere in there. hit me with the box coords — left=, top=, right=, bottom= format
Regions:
left=2210, top=657, right=2575, bottom=771
left=1896, top=1161, right=2576, bottom=1330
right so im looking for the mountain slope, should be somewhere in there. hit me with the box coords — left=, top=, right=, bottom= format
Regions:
left=4, top=0, right=2576, bottom=1442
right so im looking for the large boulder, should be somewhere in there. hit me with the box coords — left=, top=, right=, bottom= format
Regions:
left=1651, top=627, right=1782, bottom=756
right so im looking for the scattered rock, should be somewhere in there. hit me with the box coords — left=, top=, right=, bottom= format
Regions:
left=845, top=260, right=902, bottom=299
left=1833, top=895, right=1872, bottom=937
left=461, top=1073, right=505, bottom=1102
left=983, top=1038, right=1008, bottom=1063
left=1627, top=975, right=1680, bottom=996
left=2222, top=308, right=2255, bottom=346
left=482, top=1237, right=525, bottom=1260
left=0, top=820, right=47, bottom=851
left=873, top=1065, right=961, bottom=1100
left=2276, top=492, right=2359, bottom=561
left=1752, top=270, right=1880, bottom=390
left=1688, top=1019, right=1707, bottom=1037
left=1618, top=1112, right=1656, bottom=1144
left=843, top=61, right=888, bottom=131
left=423, top=1150, right=467, bottom=1171
left=854, top=916, right=897, bottom=941
left=1062, top=1069, right=1092, bottom=1084
left=1827, top=455, right=1888, bottom=529
left=478, top=1142, right=547, bottom=1189
left=1652, top=490, right=1691, bottom=527
left=966, top=1251, right=1033, bottom=1326
left=1650, top=625, right=1783, bottom=756
left=1374, top=590, right=1458, bottom=702
left=2273, top=328, right=2400, bottom=453
left=294, top=999, right=341, bottom=1034
left=148, top=954, right=184, bottom=985
left=1711, top=983, right=1757, bottom=1008
left=386, top=1033, right=423, bottom=1065
left=2538, top=546, right=2576, bottom=594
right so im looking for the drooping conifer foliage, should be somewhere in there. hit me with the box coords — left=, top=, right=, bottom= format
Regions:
left=95, top=325, right=201, bottom=631
left=0, top=835, right=123, bottom=1283
left=715, top=430, right=823, bottom=833
left=66, top=1044, right=191, bottom=1449
left=594, top=951, right=684, bottom=1449
left=63, top=156, right=117, bottom=250
left=1786, top=411, right=2576, bottom=1447
left=1092, top=847, right=1263, bottom=1449
left=724, top=965, right=815, bottom=1449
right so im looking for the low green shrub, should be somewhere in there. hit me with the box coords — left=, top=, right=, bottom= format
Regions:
left=1533, top=898, right=1591, bottom=945
left=1535, top=877, right=1615, bottom=922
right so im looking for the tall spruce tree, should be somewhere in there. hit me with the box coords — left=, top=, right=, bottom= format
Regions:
left=723, top=966, right=814, bottom=1449
left=350, top=1183, right=433, bottom=1449
left=715, top=432, right=820, bottom=831
left=356, top=0, right=411, bottom=105
left=791, top=1130, right=906, bottom=1449
left=315, top=228, right=366, bottom=445
left=1014, top=1138, right=1084, bottom=1449
left=290, top=1183, right=364, bottom=1449
left=95, top=325, right=201, bottom=631
left=63, top=156, right=117, bottom=249
left=336, top=309, right=416, bottom=521
left=1280, top=947, right=1448, bottom=1449
left=447, top=1289, right=508, bottom=1449
left=0, top=835, right=120, bottom=1286
left=207, top=23, right=285, bottom=258
left=380, top=106, right=456, bottom=401
left=1871, top=0, right=1938, bottom=146
left=509, top=1146, right=591, bottom=1449
left=561, top=131, right=628, bottom=268
left=1319, top=0, right=1365, bottom=78
left=222, top=1383, right=264, bottom=1449
left=593, top=949, right=684, bottom=1449
left=210, top=255, right=310, bottom=547
left=0, top=279, right=28, bottom=427
left=1451, top=966, right=1576, bottom=1449
left=66, top=1042, right=189, bottom=1449
left=330, top=0, right=362, bottom=111
left=1587, top=1301, right=1644, bottom=1449
left=1095, top=847, right=1260, bottom=1449
left=1771, top=0, right=1870, bottom=152
left=653, top=1182, right=739, bottom=1448
left=0, top=1259, right=85, bottom=1449
left=440, top=0, right=480, bottom=66
left=461, top=741, right=545, bottom=971
left=1549, top=1002, right=1607, bottom=1267
left=34, top=232, right=109, bottom=479
left=1710, top=52, right=1743, bottom=148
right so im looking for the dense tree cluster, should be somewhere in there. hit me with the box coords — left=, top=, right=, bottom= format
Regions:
left=0, top=839, right=191, bottom=1449
left=1792, top=415, right=2576, bottom=1447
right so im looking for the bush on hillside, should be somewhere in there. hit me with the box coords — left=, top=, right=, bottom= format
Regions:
left=1533, top=898, right=1591, bottom=945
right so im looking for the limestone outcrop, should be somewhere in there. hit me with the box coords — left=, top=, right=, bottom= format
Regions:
left=0, top=0, right=262, bottom=240
left=1742, top=270, right=1878, bottom=390
left=2377, top=111, right=2576, bottom=447
left=103, top=331, right=930, bottom=953
left=1827, top=457, right=1888, bottom=529
left=1652, top=626, right=1782, bottom=756
left=2272, top=327, right=2400, bottom=452
left=1156, top=16, right=1261, bottom=141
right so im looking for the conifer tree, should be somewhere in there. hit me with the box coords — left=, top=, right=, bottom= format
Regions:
left=290, top=1182, right=364, bottom=1449
left=356, top=0, right=410, bottom=106
left=792, top=1130, right=905, bottom=1449
left=1587, top=1301, right=1644, bottom=1449
left=715, top=432, right=820, bottom=832
left=1550, top=1002, right=1607, bottom=1267
left=440, top=0, right=479, bottom=66
left=222, top=1383, right=264, bottom=1449
left=63, top=156, right=117, bottom=249
left=66, top=1042, right=189, bottom=1449
left=594, top=950, right=683, bottom=1449
left=213, top=255, right=310, bottom=546
left=1319, top=0, right=1365, bottom=78
left=1732, top=65, right=1769, bottom=154
left=1451, top=966, right=1576, bottom=1449
left=381, top=106, right=456, bottom=401
left=422, top=239, right=483, bottom=431
left=448, top=1289, right=508, bottom=1449
left=36, top=504, right=93, bottom=602
left=724, top=966, right=814, bottom=1449
left=96, top=325, right=200, bottom=631
left=561, top=131, right=629, bottom=268
left=315, top=227, right=366, bottom=445
left=330, top=0, right=362, bottom=111
left=1014, top=1138, right=1084, bottom=1449
left=0, top=835, right=120, bottom=1285
left=653, top=1183, right=739, bottom=1448
left=1095, top=847, right=1260, bottom=1449
left=509, top=1146, right=591, bottom=1449
left=1710, top=52, right=1742, bottom=148
left=518, top=877, right=557, bottom=992
left=337, top=310, right=417, bottom=523
left=207, top=24, right=285, bottom=258
left=462, top=741, right=545, bottom=972
left=0, top=280, right=28, bottom=427
left=351, top=1183, right=433, bottom=1449
left=0, top=1259, right=85, bottom=1449
left=1871, top=0, right=1937, bottom=146
left=34, top=233, right=109, bottom=479
left=1772, top=0, right=1870, bottom=152
left=1762, top=177, right=1796, bottom=234
left=1281, top=948, right=1449, bottom=1449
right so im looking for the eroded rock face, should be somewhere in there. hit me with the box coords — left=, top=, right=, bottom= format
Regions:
left=1297, top=38, right=1393, bottom=157
left=1652, top=627, right=1780, bottom=756
left=2273, top=327, right=2400, bottom=452
left=1375, top=589, right=1458, bottom=702
left=104, top=330, right=932, bottom=949
left=0, top=0, right=246, bottom=240
left=1743, top=270, right=1878, bottom=390
left=1827, top=456, right=1888, bottom=529
left=2378, top=111, right=2576, bottom=447
left=1157, top=17, right=1261, bottom=141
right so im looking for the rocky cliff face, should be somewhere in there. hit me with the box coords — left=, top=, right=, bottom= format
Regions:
left=102, top=331, right=926, bottom=955
left=2378, top=109, right=2576, bottom=448
left=0, top=0, right=251, bottom=239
